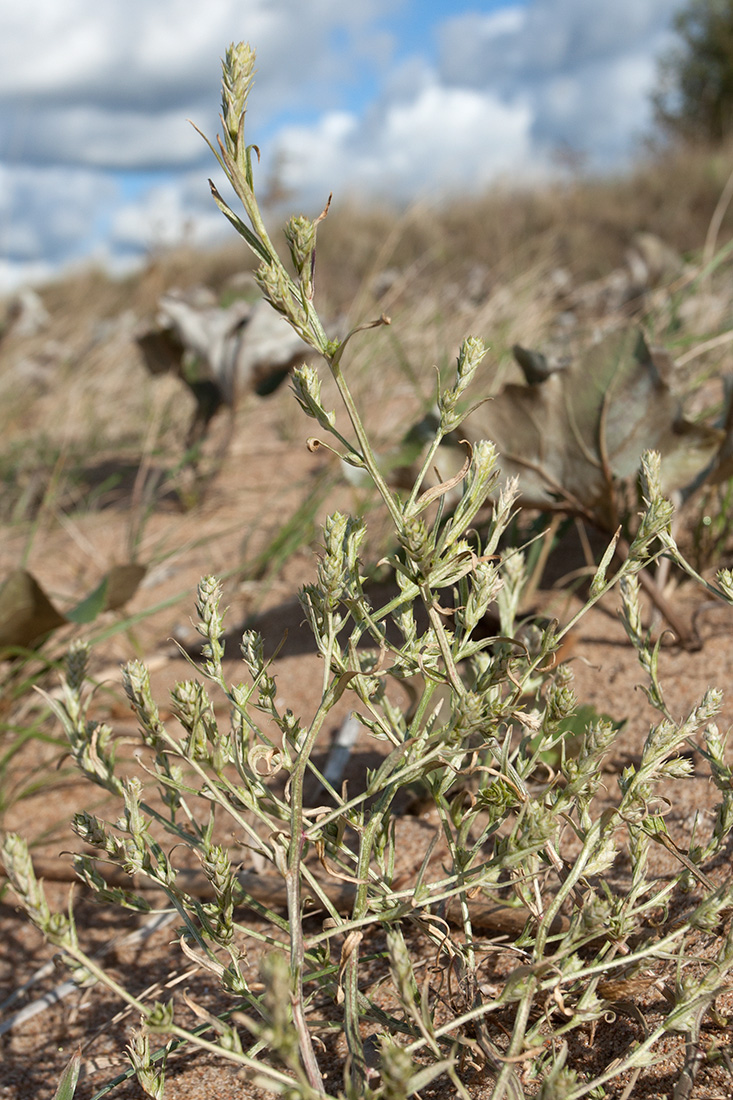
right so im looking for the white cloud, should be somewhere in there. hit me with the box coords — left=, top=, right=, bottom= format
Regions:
left=0, top=163, right=118, bottom=261
left=0, top=0, right=683, bottom=289
left=0, top=0, right=403, bottom=288
left=269, top=0, right=678, bottom=208
left=275, top=81, right=532, bottom=205
left=109, top=172, right=229, bottom=254
left=0, top=163, right=120, bottom=292
left=5, top=105, right=206, bottom=170
left=0, top=0, right=398, bottom=161
left=439, top=0, right=678, bottom=167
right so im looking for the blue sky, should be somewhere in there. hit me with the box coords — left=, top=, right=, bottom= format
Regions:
left=0, top=0, right=680, bottom=291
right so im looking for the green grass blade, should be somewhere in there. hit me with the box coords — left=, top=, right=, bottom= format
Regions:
left=52, top=1049, right=81, bottom=1100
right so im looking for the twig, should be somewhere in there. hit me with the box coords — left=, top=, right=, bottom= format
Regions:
left=676, top=328, right=733, bottom=368
left=703, top=159, right=733, bottom=278
left=672, top=1031, right=706, bottom=1100
left=0, top=910, right=176, bottom=1036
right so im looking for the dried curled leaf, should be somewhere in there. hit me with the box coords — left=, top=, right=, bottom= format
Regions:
left=0, top=570, right=67, bottom=650
left=463, top=327, right=722, bottom=528
left=0, top=563, right=147, bottom=654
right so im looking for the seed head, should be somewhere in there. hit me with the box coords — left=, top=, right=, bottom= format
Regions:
left=291, top=363, right=335, bottom=429
left=221, top=43, right=256, bottom=154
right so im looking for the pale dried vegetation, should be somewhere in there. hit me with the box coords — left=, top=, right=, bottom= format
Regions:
left=5, top=46, right=733, bottom=1100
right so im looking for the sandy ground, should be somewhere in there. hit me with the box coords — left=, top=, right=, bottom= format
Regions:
left=2, top=381, right=733, bottom=1100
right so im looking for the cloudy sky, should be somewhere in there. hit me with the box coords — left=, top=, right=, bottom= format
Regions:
left=0, top=0, right=681, bottom=292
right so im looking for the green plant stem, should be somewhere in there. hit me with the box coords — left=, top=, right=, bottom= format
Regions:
left=301, top=738, right=449, bottom=837
left=285, top=675, right=341, bottom=1095
left=142, top=736, right=275, bottom=860
left=487, top=821, right=609, bottom=1096
left=54, top=938, right=319, bottom=1093
left=534, top=819, right=602, bottom=958
left=538, top=541, right=667, bottom=662
left=425, top=597, right=464, bottom=695
left=284, top=863, right=326, bottom=1094
left=405, top=430, right=448, bottom=513
left=342, top=785, right=400, bottom=1091
left=491, top=979, right=538, bottom=1100
left=328, top=355, right=404, bottom=528
left=432, top=789, right=481, bottom=974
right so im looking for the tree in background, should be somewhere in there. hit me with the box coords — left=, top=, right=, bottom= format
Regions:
left=654, top=0, right=733, bottom=143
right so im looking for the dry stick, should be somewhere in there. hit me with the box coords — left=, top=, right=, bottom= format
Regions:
left=321, top=713, right=361, bottom=789
left=702, top=158, right=733, bottom=279
left=672, top=1022, right=707, bottom=1100
left=0, top=909, right=176, bottom=1036
left=520, top=514, right=562, bottom=611
left=666, top=161, right=733, bottom=369
left=676, top=327, right=733, bottom=368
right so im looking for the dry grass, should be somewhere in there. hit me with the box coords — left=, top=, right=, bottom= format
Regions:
left=4, top=123, right=733, bottom=1098
left=2, top=139, right=733, bottom=611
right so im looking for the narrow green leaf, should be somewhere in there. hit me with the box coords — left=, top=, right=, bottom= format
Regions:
left=52, top=1049, right=81, bottom=1100
left=66, top=564, right=146, bottom=624
left=65, top=579, right=108, bottom=624
left=208, top=181, right=273, bottom=265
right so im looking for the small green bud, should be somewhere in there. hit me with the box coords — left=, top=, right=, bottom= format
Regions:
left=399, top=515, right=433, bottom=571
left=291, top=363, right=335, bottom=429
left=201, top=843, right=235, bottom=944
left=254, top=262, right=303, bottom=323
left=283, top=214, right=316, bottom=299
left=386, top=928, right=418, bottom=1010
left=476, top=776, right=519, bottom=822
left=283, top=214, right=315, bottom=271
left=454, top=439, right=500, bottom=526
left=172, top=680, right=213, bottom=760
left=172, top=679, right=204, bottom=724
left=123, top=659, right=167, bottom=751
left=546, top=671, right=577, bottom=724
left=221, top=42, right=256, bottom=154
left=659, top=756, right=694, bottom=780
left=317, top=512, right=350, bottom=609
left=457, top=559, right=503, bottom=634
left=2, top=832, right=52, bottom=930
left=695, top=687, right=724, bottom=726
left=455, top=335, right=486, bottom=392
left=589, top=527, right=621, bottom=598
left=72, top=811, right=113, bottom=852
left=619, top=575, right=643, bottom=645
left=438, top=336, right=487, bottom=431
left=717, top=567, right=733, bottom=602
left=379, top=1037, right=417, bottom=1096
left=196, top=576, right=225, bottom=638
left=537, top=1061, right=578, bottom=1100
left=147, top=1000, right=175, bottom=1032
left=127, top=1023, right=166, bottom=1100
left=639, top=449, right=663, bottom=504
left=66, top=640, right=90, bottom=694
left=451, top=690, right=487, bottom=737
left=240, top=630, right=265, bottom=675
left=688, top=888, right=731, bottom=934
left=482, top=476, right=519, bottom=558
left=630, top=496, right=675, bottom=556
left=195, top=576, right=226, bottom=673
